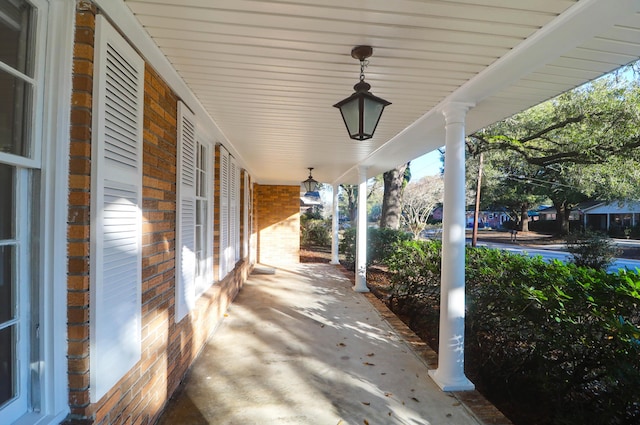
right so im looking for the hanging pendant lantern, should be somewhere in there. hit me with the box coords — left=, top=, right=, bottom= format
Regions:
left=302, top=167, right=319, bottom=193
left=333, top=46, right=391, bottom=141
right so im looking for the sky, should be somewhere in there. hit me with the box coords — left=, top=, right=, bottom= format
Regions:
left=409, top=147, right=444, bottom=181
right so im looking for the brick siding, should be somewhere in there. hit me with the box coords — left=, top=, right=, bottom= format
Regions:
left=255, top=185, right=301, bottom=265
left=67, top=2, right=95, bottom=418
left=64, top=5, right=251, bottom=424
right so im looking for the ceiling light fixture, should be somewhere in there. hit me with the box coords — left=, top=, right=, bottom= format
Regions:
left=333, top=45, right=391, bottom=141
left=302, top=167, right=319, bottom=193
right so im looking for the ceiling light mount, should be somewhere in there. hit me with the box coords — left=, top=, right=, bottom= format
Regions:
left=351, top=45, right=373, bottom=61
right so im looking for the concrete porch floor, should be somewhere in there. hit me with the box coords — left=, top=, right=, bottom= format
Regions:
left=156, top=263, right=510, bottom=425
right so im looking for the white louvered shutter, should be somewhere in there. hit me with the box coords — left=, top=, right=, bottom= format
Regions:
left=175, top=102, right=197, bottom=322
left=230, top=156, right=240, bottom=262
left=90, top=15, right=144, bottom=402
left=219, top=145, right=230, bottom=280
left=243, top=172, right=249, bottom=259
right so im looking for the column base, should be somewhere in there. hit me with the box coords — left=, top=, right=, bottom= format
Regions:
left=353, top=285, right=370, bottom=293
left=428, top=369, right=475, bottom=392
left=329, top=260, right=340, bottom=265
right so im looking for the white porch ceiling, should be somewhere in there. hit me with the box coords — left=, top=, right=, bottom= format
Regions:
left=115, top=0, right=640, bottom=185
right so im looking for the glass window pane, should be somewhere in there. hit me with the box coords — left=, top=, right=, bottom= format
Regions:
left=0, top=70, right=32, bottom=157
left=0, top=0, right=35, bottom=76
left=0, top=326, right=15, bottom=406
left=0, top=245, right=14, bottom=324
left=0, top=165, right=14, bottom=239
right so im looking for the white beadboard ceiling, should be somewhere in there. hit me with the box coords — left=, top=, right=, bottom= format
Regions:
left=116, top=0, right=640, bottom=185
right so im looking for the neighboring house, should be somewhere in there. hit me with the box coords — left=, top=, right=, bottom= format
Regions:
left=537, top=201, right=640, bottom=231
left=581, top=201, right=640, bottom=231
left=465, top=210, right=511, bottom=229
left=3, top=1, right=639, bottom=424
left=300, top=191, right=323, bottom=214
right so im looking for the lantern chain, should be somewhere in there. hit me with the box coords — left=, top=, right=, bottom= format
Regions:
left=359, top=59, right=369, bottom=82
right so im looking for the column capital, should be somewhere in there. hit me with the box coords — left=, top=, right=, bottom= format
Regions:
left=440, top=101, right=475, bottom=125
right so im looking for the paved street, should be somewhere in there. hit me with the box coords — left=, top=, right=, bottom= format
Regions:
left=476, top=241, right=640, bottom=274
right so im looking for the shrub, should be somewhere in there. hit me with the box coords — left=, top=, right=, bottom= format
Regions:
left=384, top=241, right=640, bottom=425
left=338, top=227, right=411, bottom=270
left=565, top=229, right=621, bottom=270
left=300, top=215, right=331, bottom=247
left=386, top=239, right=441, bottom=314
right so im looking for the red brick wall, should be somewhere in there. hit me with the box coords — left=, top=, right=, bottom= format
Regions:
left=255, top=185, right=301, bottom=265
left=65, top=5, right=250, bottom=424
left=67, top=2, right=95, bottom=417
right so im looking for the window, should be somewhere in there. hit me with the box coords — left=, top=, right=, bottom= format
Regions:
left=194, top=137, right=213, bottom=296
left=0, top=1, right=39, bottom=422
left=1, top=0, right=72, bottom=422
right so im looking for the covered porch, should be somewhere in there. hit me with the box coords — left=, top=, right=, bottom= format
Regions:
left=156, top=263, right=509, bottom=425
left=6, top=0, right=640, bottom=423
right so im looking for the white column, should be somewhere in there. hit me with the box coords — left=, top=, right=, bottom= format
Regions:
left=330, top=184, right=340, bottom=265
left=354, top=166, right=369, bottom=292
left=429, top=102, right=475, bottom=391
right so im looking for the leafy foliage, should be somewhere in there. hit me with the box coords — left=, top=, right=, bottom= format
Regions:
left=565, top=229, right=622, bottom=270
left=339, top=227, right=411, bottom=271
left=384, top=240, right=640, bottom=425
left=469, top=73, right=640, bottom=234
left=300, top=215, right=331, bottom=247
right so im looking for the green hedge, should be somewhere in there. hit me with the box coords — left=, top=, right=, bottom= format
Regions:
left=386, top=239, right=640, bottom=425
left=339, top=227, right=411, bottom=271
left=300, top=215, right=331, bottom=247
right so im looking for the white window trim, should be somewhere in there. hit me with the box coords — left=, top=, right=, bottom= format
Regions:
left=6, top=1, right=75, bottom=424
left=194, top=130, right=214, bottom=298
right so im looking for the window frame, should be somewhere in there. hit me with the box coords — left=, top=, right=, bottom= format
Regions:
left=0, top=0, right=75, bottom=423
left=194, top=133, right=213, bottom=298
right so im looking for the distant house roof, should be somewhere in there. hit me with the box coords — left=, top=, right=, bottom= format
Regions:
left=300, top=191, right=322, bottom=207
left=539, top=200, right=640, bottom=215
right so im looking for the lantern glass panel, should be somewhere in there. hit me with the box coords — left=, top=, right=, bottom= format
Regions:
left=340, top=97, right=360, bottom=137
left=363, top=98, right=385, bottom=136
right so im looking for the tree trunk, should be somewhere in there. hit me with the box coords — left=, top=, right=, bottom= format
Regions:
left=346, top=185, right=357, bottom=224
left=380, top=163, right=408, bottom=230
left=519, top=203, right=530, bottom=232
left=553, top=200, right=570, bottom=235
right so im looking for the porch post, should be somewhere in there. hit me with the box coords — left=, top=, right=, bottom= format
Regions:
left=429, top=102, right=475, bottom=391
left=354, top=165, right=369, bottom=292
left=330, top=183, right=340, bottom=265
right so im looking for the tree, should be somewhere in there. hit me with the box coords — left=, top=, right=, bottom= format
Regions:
left=339, top=177, right=383, bottom=225
left=469, top=72, right=640, bottom=234
left=401, top=175, right=444, bottom=238
left=466, top=147, right=550, bottom=232
left=339, top=184, right=358, bottom=224
left=380, top=163, right=410, bottom=229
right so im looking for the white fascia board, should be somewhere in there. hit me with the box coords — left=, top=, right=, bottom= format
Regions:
left=341, top=0, right=640, bottom=186
left=93, top=0, right=251, bottom=174
left=587, top=202, right=640, bottom=214
left=450, top=0, right=640, bottom=106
